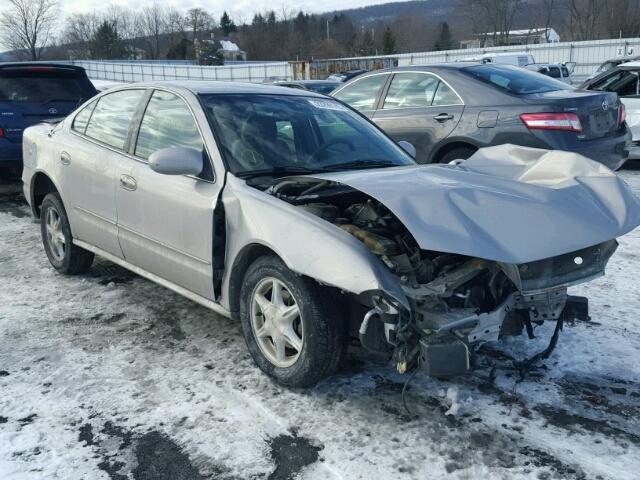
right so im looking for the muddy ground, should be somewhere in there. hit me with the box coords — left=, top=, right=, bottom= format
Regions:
left=1, top=168, right=640, bottom=480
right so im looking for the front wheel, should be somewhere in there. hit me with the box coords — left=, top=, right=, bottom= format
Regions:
left=40, top=193, right=94, bottom=274
left=437, top=146, right=477, bottom=164
left=239, top=255, right=348, bottom=388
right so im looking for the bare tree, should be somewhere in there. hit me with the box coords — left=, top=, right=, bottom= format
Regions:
left=464, top=0, right=522, bottom=46
left=140, top=5, right=167, bottom=59
left=63, top=12, right=101, bottom=58
left=563, top=0, right=606, bottom=40
left=602, top=0, right=640, bottom=38
left=0, top=0, right=58, bottom=60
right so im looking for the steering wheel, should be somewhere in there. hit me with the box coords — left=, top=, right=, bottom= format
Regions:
left=312, top=139, right=356, bottom=160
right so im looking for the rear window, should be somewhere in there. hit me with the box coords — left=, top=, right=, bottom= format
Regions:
left=0, top=70, right=96, bottom=103
left=462, top=64, right=570, bottom=95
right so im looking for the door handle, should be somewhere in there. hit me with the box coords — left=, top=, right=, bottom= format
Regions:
left=119, top=174, right=137, bottom=191
left=433, top=113, right=454, bottom=122
left=60, top=152, right=71, bottom=165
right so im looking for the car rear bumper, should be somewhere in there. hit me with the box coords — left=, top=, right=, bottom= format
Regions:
left=534, top=128, right=631, bottom=171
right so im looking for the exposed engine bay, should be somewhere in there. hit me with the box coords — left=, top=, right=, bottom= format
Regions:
left=262, top=175, right=616, bottom=378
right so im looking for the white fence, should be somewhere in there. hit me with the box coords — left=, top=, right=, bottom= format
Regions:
left=312, top=38, right=640, bottom=83
left=67, top=38, right=640, bottom=84
left=68, top=60, right=291, bottom=83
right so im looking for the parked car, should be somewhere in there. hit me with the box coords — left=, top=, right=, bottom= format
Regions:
left=327, top=69, right=368, bottom=82
left=274, top=80, right=341, bottom=95
left=0, top=63, right=97, bottom=174
left=331, top=64, right=630, bottom=169
left=581, top=61, right=640, bottom=160
left=587, top=56, right=640, bottom=81
left=458, top=52, right=535, bottom=67
left=22, top=82, right=640, bottom=387
left=525, top=62, right=575, bottom=84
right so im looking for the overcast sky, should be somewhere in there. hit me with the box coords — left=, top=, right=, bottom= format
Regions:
left=58, top=0, right=406, bottom=23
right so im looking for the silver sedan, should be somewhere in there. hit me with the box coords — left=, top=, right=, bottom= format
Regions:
left=21, top=81, right=640, bottom=388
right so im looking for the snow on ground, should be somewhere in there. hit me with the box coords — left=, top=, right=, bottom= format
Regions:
left=1, top=169, right=640, bottom=480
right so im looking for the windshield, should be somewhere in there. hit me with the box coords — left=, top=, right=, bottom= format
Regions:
left=0, top=72, right=96, bottom=103
left=200, top=94, right=414, bottom=176
left=462, top=64, right=571, bottom=95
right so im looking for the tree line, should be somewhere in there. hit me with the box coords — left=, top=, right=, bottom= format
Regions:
left=2, top=0, right=640, bottom=62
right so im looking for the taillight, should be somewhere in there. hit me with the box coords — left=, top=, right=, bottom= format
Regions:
left=520, top=113, right=582, bottom=133
left=0, top=127, right=4, bottom=138
left=618, top=103, right=626, bottom=126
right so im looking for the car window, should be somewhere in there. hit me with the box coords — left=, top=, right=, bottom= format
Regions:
left=0, top=72, right=96, bottom=103
left=135, top=90, right=211, bottom=180
left=590, top=70, right=640, bottom=97
left=383, top=73, right=439, bottom=109
left=72, top=99, right=97, bottom=135
left=332, top=74, right=388, bottom=111
left=561, top=67, right=569, bottom=77
left=135, top=90, right=204, bottom=159
left=84, top=89, right=145, bottom=150
left=462, top=64, right=570, bottom=95
left=548, top=66, right=561, bottom=78
left=433, top=81, right=463, bottom=106
left=200, top=94, right=414, bottom=176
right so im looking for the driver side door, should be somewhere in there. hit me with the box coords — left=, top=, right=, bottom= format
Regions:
left=115, top=89, right=221, bottom=300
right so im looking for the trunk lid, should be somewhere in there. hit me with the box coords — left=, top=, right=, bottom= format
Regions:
left=522, top=89, right=621, bottom=140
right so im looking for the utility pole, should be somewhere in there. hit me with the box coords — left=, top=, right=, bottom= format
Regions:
left=327, top=19, right=330, bottom=40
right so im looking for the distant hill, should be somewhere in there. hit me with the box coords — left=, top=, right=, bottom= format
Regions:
left=326, top=0, right=549, bottom=29
left=327, top=0, right=453, bottom=25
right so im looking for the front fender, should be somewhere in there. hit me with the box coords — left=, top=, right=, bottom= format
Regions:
left=219, top=175, right=409, bottom=310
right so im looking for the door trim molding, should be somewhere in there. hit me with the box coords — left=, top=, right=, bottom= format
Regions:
left=117, top=223, right=212, bottom=265
left=73, top=239, right=230, bottom=318
left=74, top=206, right=117, bottom=225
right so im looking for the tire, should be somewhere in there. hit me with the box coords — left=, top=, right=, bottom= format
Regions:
left=40, top=192, right=94, bottom=274
left=239, top=255, right=348, bottom=388
left=437, top=146, right=477, bottom=164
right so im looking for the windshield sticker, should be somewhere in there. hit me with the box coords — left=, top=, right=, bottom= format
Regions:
left=307, top=99, right=349, bottom=111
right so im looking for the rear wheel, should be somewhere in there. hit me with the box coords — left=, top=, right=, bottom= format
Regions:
left=40, top=193, right=94, bottom=274
left=239, top=255, right=348, bottom=388
left=438, top=146, right=476, bottom=164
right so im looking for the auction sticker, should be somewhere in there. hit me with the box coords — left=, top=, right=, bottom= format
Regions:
left=307, top=99, right=349, bottom=111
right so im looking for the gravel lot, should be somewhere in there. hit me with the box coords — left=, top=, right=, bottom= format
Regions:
left=1, top=168, right=640, bottom=480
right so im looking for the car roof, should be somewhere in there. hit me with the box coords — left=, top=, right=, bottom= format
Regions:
left=361, top=63, right=480, bottom=74
left=277, top=80, right=339, bottom=84
left=620, top=61, right=640, bottom=69
left=114, top=80, right=328, bottom=97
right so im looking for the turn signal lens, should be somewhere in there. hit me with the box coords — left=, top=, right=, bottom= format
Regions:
left=520, top=113, right=582, bottom=133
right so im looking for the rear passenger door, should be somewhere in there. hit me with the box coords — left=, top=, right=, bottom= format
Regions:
left=63, top=89, right=146, bottom=257
left=372, top=72, right=464, bottom=163
left=115, top=89, right=221, bottom=300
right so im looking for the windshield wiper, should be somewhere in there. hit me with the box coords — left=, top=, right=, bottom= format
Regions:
left=235, top=166, right=323, bottom=178
left=321, top=159, right=397, bottom=171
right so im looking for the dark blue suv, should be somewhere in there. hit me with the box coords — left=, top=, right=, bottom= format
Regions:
left=0, top=63, right=97, bottom=173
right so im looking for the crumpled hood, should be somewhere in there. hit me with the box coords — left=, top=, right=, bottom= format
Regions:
left=310, top=145, right=640, bottom=264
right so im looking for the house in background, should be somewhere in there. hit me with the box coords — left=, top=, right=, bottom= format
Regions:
left=461, top=28, right=560, bottom=49
left=195, top=35, right=247, bottom=65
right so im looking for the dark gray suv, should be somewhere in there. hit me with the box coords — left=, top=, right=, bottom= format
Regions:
left=331, top=64, right=630, bottom=169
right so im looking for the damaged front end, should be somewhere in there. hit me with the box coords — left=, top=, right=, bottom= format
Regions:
left=262, top=150, right=631, bottom=378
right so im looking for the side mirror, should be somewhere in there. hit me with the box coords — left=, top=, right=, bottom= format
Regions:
left=398, top=140, right=416, bottom=158
left=148, top=147, right=203, bottom=176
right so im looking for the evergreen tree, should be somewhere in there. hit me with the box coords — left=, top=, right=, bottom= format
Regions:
left=220, top=11, right=237, bottom=36
left=92, top=21, right=126, bottom=59
left=433, top=22, right=455, bottom=51
left=382, top=26, right=395, bottom=54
